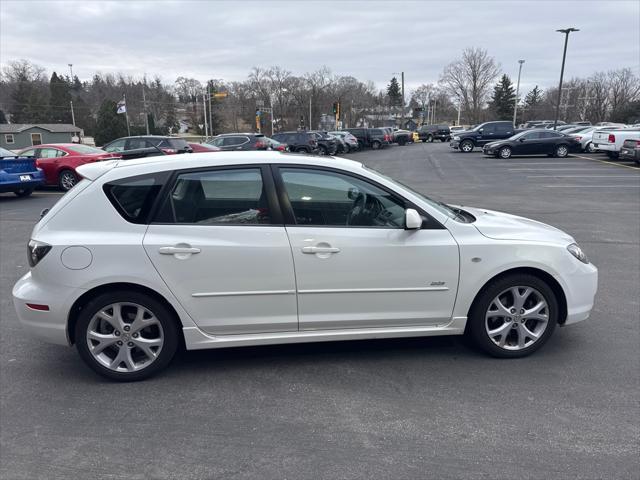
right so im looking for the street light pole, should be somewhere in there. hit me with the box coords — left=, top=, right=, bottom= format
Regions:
left=68, top=64, right=74, bottom=80
left=513, top=60, right=525, bottom=127
left=553, top=27, right=579, bottom=130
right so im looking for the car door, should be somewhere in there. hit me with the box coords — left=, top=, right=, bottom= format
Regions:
left=477, top=123, right=496, bottom=145
left=143, top=165, right=298, bottom=335
left=37, top=147, right=67, bottom=184
left=275, top=166, right=460, bottom=330
left=495, top=122, right=515, bottom=140
left=540, top=131, right=562, bottom=154
left=514, top=131, right=540, bottom=155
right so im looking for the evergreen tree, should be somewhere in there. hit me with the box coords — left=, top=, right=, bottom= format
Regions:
left=387, top=77, right=402, bottom=107
left=0, top=110, right=7, bottom=124
left=49, top=72, right=72, bottom=123
left=524, top=85, right=543, bottom=119
left=11, top=74, right=48, bottom=123
left=94, top=99, right=128, bottom=146
left=489, top=74, right=516, bottom=120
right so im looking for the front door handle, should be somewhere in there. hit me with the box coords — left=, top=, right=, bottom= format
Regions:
left=301, top=246, right=340, bottom=254
left=159, top=246, right=201, bottom=255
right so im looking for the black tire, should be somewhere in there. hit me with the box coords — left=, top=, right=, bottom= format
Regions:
left=422, top=139, right=428, bottom=143
left=555, top=144, right=569, bottom=158
left=606, top=151, right=619, bottom=160
left=460, top=140, right=474, bottom=153
left=318, top=145, right=328, bottom=155
left=586, top=142, right=596, bottom=153
left=499, top=146, right=512, bottom=159
left=371, top=140, right=381, bottom=150
left=398, top=138, right=407, bottom=146
left=343, top=144, right=350, bottom=154
left=75, top=291, right=179, bottom=381
left=58, top=169, right=78, bottom=191
left=467, top=274, right=558, bottom=358
left=427, top=135, right=434, bottom=143
left=14, top=188, right=34, bottom=197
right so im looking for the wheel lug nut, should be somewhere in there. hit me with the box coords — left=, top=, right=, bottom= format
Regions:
left=127, top=342, right=134, bottom=347
left=114, top=331, right=120, bottom=336
left=510, top=309, right=516, bottom=314
left=133, top=333, right=138, bottom=338
left=123, top=326, right=130, bottom=332
left=117, top=341, right=123, bottom=346
left=520, top=309, right=525, bottom=314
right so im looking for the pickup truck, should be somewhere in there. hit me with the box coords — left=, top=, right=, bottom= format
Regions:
left=592, top=129, right=640, bottom=159
left=450, top=121, right=520, bottom=152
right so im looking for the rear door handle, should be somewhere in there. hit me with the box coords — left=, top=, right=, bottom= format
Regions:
left=159, top=246, right=201, bottom=255
left=301, top=246, right=340, bottom=254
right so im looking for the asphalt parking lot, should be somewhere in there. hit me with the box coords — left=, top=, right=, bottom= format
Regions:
left=1, top=143, right=639, bottom=479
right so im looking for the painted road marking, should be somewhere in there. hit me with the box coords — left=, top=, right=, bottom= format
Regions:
left=572, top=154, right=640, bottom=171
left=543, top=185, right=640, bottom=188
left=528, top=175, right=639, bottom=178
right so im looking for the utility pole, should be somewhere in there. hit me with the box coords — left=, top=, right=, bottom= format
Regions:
left=123, top=94, right=131, bottom=136
left=309, top=97, right=312, bottom=130
left=208, top=84, right=213, bottom=136
left=513, top=60, right=525, bottom=127
left=202, top=90, right=209, bottom=138
left=142, top=85, right=150, bottom=135
left=456, top=100, right=461, bottom=126
left=68, top=64, right=74, bottom=80
left=70, top=101, right=76, bottom=126
left=554, top=27, right=579, bottom=130
left=401, top=72, right=405, bottom=124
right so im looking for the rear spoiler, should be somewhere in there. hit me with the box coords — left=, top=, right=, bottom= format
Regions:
left=76, top=159, right=120, bottom=181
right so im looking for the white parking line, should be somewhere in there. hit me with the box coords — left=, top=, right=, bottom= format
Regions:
left=509, top=168, right=615, bottom=171
left=543, top=185, right=640, bottom=188
left=528, top=175, right=639, bottom=178
left=572, top=154, right=640, bottom=171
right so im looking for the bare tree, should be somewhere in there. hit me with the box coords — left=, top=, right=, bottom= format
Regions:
left=440, top=47, right=500, bottom=124
left=608, top=68, right=640, bottom=117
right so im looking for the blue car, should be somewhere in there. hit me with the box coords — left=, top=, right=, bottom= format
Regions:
left=0, top=147, right=45, bottom=197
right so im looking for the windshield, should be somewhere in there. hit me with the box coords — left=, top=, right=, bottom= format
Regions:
left=363, top=166, right=458, bottom=220
left=0, top=147, right=17, bottom=157
left=66, top=144, right=106, bottom=154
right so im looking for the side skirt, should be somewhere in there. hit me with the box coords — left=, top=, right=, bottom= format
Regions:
left=183, top=317, right=468, bottom=350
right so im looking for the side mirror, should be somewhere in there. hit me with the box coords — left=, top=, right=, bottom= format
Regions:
left=405, top=208, right=422, bottom=230
left=347, top=187, right=360, bottom=200
left=519, top=137, right=526, bottom=142
left=478, top=128, right=484, bottom=133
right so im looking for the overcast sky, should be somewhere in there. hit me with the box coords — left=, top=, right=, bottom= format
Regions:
left=1, top=0, right=638, bottom=94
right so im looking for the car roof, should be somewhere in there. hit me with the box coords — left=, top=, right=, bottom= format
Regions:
left=78, top=151, right=364, bottom=181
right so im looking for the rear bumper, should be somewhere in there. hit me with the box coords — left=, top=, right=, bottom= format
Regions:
left=592, top=143, right=616, bottom=152
left=0, top=170, right=44, bottom=192
left=12, top=272, right=83, bottom=346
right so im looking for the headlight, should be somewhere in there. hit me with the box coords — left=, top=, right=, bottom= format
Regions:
left=567, top=243, right=589, bottom=264
left=27, top=239, right=52, bottom=267
left=453, top=136, right=460, bottom=141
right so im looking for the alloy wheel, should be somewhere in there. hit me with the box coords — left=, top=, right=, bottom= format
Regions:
left=86, top=302, right=164, bottom=373
left=499, top=147, right=512, bottom=159
left=556, top=146, right=568, bottom=157
left=59, top=171, right=77, bottom=191
left=461, top=141, right=473, bottom=152
left=484, top=286, right=549, bottom=351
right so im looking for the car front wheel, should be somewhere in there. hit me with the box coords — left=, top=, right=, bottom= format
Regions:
left=14, top=188, right=34, bottom=197
left=75, top=291, right=179, bottom=381
left=460, top=140, right=474, bottom=153
left=467, top=274, right=558, bottom=358
left=499, top=146, right=512, bottom=159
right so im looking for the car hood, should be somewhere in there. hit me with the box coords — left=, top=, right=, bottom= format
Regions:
left=460, top=206, right=574, bottom=243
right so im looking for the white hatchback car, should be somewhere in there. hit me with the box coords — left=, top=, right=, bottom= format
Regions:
left=13, top=152, right=598, bottom=381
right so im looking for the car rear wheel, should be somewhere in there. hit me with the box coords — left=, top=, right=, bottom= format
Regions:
left=586, top=142, right=596, bottom=153
left=58, top=170, right=78, bottom=191
left=555, top=145, right=569, bottom=158
left=318, top=145, right=328, bottom=155
left=460, top=140, right=474, bottom=153
left=371, top=141, right=381, bottom=150
left=499, top=146, right=512, bottom=159
left=398, top=138, right=407, bottom=146
left=467, top=274, right=558, bottom=358
left=13, top=188, right=34, bottom=197
left=75, top=291, right=179, bottom=381
left=427, top=135, right=434, bottom=143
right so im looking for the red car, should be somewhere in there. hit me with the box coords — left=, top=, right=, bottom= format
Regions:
left=18, top=144, right=120, bottom=191
left=188, top=142, right=221, bottom=153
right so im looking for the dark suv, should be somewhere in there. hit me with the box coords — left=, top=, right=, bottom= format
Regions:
left=450, top=121, right=518, bottom=152
left=206, top=133, right=268, bottom=151
left=418, top=124, right=451, bottom=143
left=102, top=135, right=192, bottom=159
left=309, top=131, right=338, bottom=155
left=347, top=128, right=391, bottom=149
left=272, top=131, right=319, bottom=153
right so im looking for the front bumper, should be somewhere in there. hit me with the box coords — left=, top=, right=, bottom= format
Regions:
left=12, top=271, right=84, bottom=346
left=561, top=261, right=598, bottom=325
left=620, top=148, right=639, bottom=161
left=450, top=140, right=460, bottom=149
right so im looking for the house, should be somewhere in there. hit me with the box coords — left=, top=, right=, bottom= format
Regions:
left=0, top=124, right=83, bottom=150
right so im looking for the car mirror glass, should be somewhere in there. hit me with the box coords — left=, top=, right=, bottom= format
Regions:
left=347, top=187, right=360, bottom=200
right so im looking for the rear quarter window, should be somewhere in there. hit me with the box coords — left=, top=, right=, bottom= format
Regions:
left=103, top=172, right=169, bottom=224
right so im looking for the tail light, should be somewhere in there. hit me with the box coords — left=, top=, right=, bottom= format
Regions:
left=255, top=141, right=266, bottom=149
left=575, top=136, right=582, bottom=141
left=27, top=239, right=51, bottom=267
left=608, top=134, right=615, bottom=143
left=161, top=148, right=177, bottom=154
left=384, top=134, right=390, bottom=141
left=35, top=160, right=41, bottom=168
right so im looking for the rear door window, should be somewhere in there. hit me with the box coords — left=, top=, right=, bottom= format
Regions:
left=104, top=173, right=168, bottom=224
left=155, top=168, right=271, bottom=225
